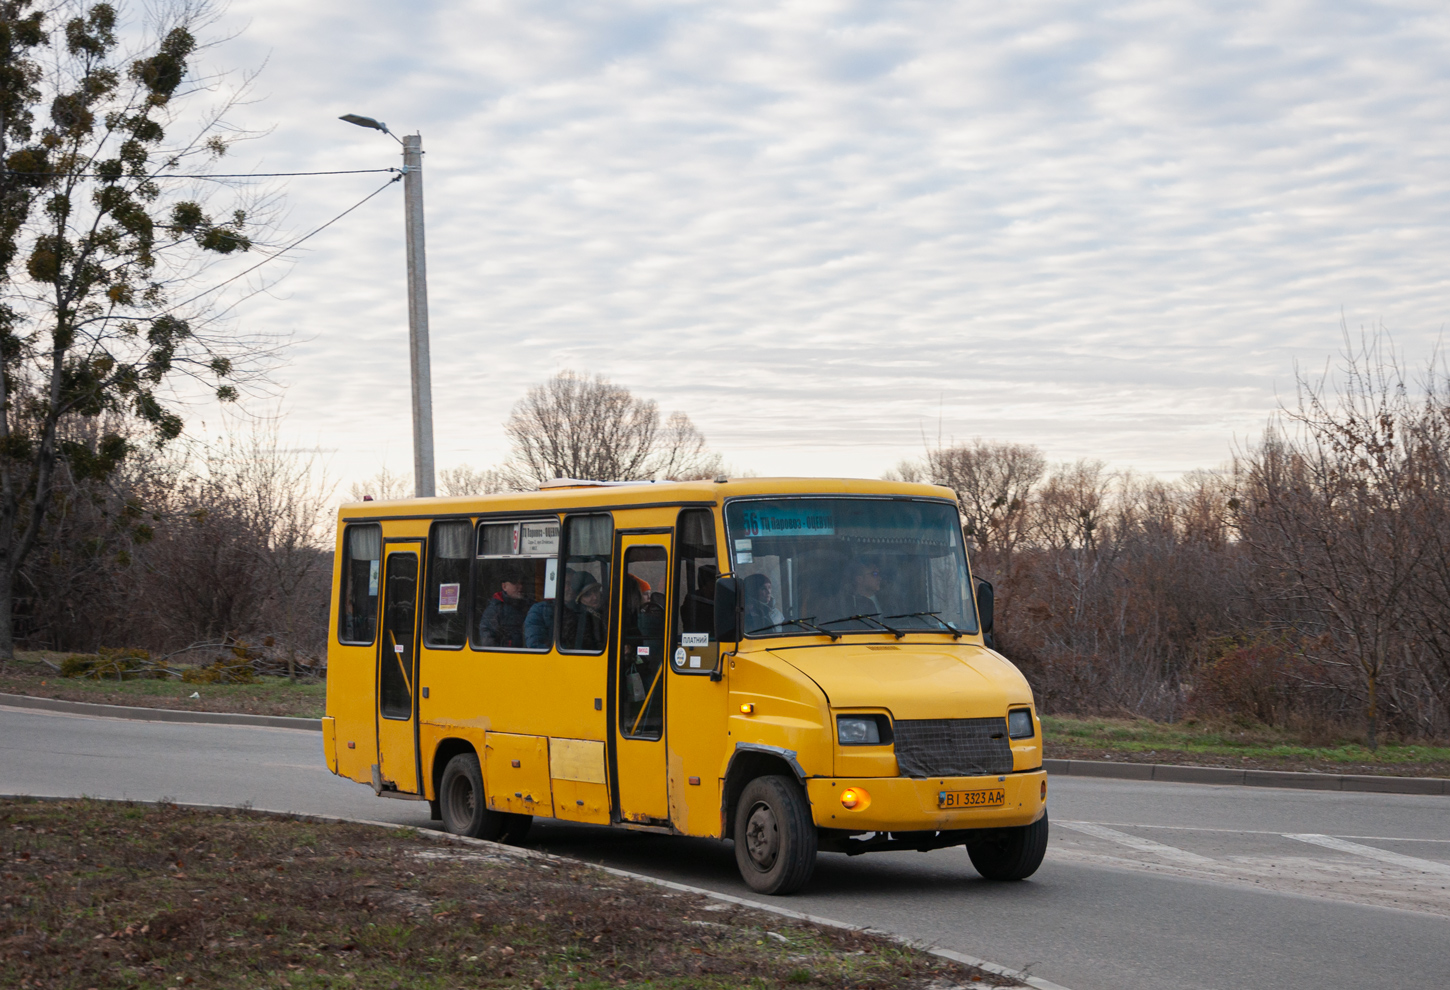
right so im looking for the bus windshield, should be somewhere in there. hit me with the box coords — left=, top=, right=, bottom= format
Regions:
left=724, top=497, right=979, bottom=638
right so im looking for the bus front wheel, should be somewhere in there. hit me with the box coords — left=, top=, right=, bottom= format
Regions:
left=966, top=811, right=1049, bottom=881
left=733, top=775, right=817, bottom=895
left=439, top=753, right=507, bottom=841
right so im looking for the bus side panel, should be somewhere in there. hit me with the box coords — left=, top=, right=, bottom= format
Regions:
left=666, top=669, right=731, bottom=837
left=328, top=641, right=379, bottom=784
left=420, top=647, right=609, bottom=811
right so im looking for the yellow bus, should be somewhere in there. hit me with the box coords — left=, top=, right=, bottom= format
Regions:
left=322, top=477, right=1047, bottom=894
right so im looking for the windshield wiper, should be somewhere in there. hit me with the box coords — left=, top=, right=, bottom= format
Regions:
left=748, top=616, right=839, bottom=640
left=885, top=611, right=964, bottom=639
left=817, top=612, right=904, bottom=639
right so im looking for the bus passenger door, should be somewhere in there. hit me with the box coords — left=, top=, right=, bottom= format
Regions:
left=376, top=542, right=422, bottom=794
left=612, top=535, right=671, bottom=823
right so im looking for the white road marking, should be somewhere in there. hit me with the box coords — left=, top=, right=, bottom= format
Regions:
left=1056, top=821, right=1216, bottom=866
left=1284, top=833, right=1450, bottom=877
left=1066, top=819, right=1450, bottom=844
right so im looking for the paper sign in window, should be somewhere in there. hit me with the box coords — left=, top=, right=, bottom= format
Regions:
left=521, top=521, right=560, bottom=555
left=438, top=583, right=460, bottom=613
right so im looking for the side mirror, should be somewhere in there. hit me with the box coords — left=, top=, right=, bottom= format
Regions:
left=976, top=578, right=995, bottom=650
left=714, top=576, right=741, bottom=644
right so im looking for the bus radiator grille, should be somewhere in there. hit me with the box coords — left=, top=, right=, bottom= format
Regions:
left=892, top=717, right=1013, bottom=778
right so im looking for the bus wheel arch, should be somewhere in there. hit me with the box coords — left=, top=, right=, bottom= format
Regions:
left=721, top=749, right=804, bottom=840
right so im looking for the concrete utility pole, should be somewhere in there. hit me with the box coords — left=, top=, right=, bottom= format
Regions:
left=401, top=134, right=436, bottom=498
left=339, top=114, right=436, bottom=498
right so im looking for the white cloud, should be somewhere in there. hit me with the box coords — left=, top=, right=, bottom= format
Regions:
left=186, top=0, right=1450, bottom=489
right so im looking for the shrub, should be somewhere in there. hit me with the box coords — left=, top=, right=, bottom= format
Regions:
left=59, top=648, right=168, bottom=681
left=1189, top=636, right=1308, bottom=726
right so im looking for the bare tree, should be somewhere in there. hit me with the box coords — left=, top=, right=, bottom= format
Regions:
left=502, top=371, right=721, bottom=484
left=228, top=413, right=334, bottom=677
left=1237, top=334, right=1431, bottom=749
left=437, top=464, right=522, bottom=496
left=347, top=464, right=411, bottom=502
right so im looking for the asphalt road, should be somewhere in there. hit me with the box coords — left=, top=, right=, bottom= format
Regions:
left=3, top=704, right=1448, bottom=990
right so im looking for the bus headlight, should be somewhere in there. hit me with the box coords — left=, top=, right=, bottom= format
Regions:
left=1007, top=709, right=1035, bottom=739
left=837, top=717, right=881, bottom=745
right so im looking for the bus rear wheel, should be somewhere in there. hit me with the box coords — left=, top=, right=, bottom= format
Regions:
left=439, top=753, right=507, bottom=841
left=966, top=811, right=1049, bottom=881
left=733, top=775, right=817, bottom=895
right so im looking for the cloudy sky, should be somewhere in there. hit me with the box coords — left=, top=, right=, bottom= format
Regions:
left=188, top=0, right=1450, bottom=490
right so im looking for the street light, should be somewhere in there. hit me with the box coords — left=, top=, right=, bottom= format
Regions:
left=340, top=113, right=436, bottom=498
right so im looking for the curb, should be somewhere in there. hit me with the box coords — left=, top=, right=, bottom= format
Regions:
left=0, top=692, right=320, bottom=731
left=0, top=792, right=1072, bottom=990
left=1044, top=758, right=1450, bottom=796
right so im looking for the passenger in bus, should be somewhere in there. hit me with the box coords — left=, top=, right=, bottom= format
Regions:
left=523, top=598, right=553, bottom=649
left=479, top=575, right=532, bottom=647
left=561, top=571, right=607, bottom=651
left=743, top=573, right=785, bottom=631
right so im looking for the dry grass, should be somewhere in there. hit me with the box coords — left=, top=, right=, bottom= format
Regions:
left=0, top=799, right=1017, bottom=990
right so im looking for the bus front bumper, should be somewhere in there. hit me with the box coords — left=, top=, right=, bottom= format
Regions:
left=807, top=770, right=1047, bottom=832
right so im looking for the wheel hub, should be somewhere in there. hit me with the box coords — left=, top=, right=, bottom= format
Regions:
left=744, top=801, right=779, bottom=870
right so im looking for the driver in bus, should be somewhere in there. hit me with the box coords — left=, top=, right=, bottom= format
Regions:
left=842, top=559, right=884, bottom=616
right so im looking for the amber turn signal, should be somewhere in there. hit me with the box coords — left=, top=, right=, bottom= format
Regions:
left=839, top=786, right=871, bottom=811
left=739, top=703, right=755, bottom=715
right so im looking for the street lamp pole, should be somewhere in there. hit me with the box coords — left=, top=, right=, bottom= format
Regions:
left=401, top=133, right=436, bottom=498
left=340, top=114, right=436, bottom=498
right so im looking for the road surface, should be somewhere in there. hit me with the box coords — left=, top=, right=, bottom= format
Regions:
left=2, top=704, right=1447, bottom=989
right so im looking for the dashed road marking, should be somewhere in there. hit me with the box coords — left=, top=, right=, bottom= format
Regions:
left=1283, top=833, right=1450, bottom=877
left=1057, top=821, right=1216, bottom=866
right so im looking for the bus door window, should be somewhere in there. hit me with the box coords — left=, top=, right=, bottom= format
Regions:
left=379, top=552, right=419, bottom=719
left=619, top=544, right=668, bottom=739
left=673, top=508, right=719, bottom=674
left=339, top=524, right=382, bottom=644
left=560, top=515, right=612, bottom=653
left=424, top=521, right=471, bottom=648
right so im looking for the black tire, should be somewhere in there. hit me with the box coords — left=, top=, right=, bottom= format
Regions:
left=438, top=753, right=506, bottom=841
left=732, top=775, right=817, bottom=895
left=966, top=811, right=1049, bottom=881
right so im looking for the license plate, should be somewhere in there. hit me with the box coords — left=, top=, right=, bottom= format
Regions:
left=939, top=788, right=1005, bottom=809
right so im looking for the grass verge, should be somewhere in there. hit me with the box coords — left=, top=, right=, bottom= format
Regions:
left=0, top=652, right=324, bottom=719
left=0, top=798, right=1017, bottom=990
left=1043, top=714, right=1450, bottom=778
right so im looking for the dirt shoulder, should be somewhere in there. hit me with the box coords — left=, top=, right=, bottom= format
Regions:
left=1043, top=714, right=1450, bottom=779
left=0, top=652, right=324, bottom=719
left=0, top=799, right=1018, bottom=990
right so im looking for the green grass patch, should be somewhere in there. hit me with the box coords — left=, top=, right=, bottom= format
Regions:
left=1, top=651, right=325, bottom=718
left=0, top=798, right=1017, bottom=989
left=1043, top=714, right=1450, bottom=777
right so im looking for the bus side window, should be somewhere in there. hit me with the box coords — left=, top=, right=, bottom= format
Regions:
left=471, top=521, right=558, bottom=652
left=558, top=514, right=612, bottom=654
left=676, top=509, right=718, bottom=638
left=425, top=521, right=471, bottom=648
left=339, top=524, right=382, bottom=645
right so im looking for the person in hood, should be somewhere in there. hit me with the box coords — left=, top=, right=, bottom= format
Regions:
left=479, top=574, right=532, bottom=647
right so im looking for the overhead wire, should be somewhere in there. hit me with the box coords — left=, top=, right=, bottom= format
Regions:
left=170, top=172, right=402, bottom=310
left=3, top=167, right=400, bottom=180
